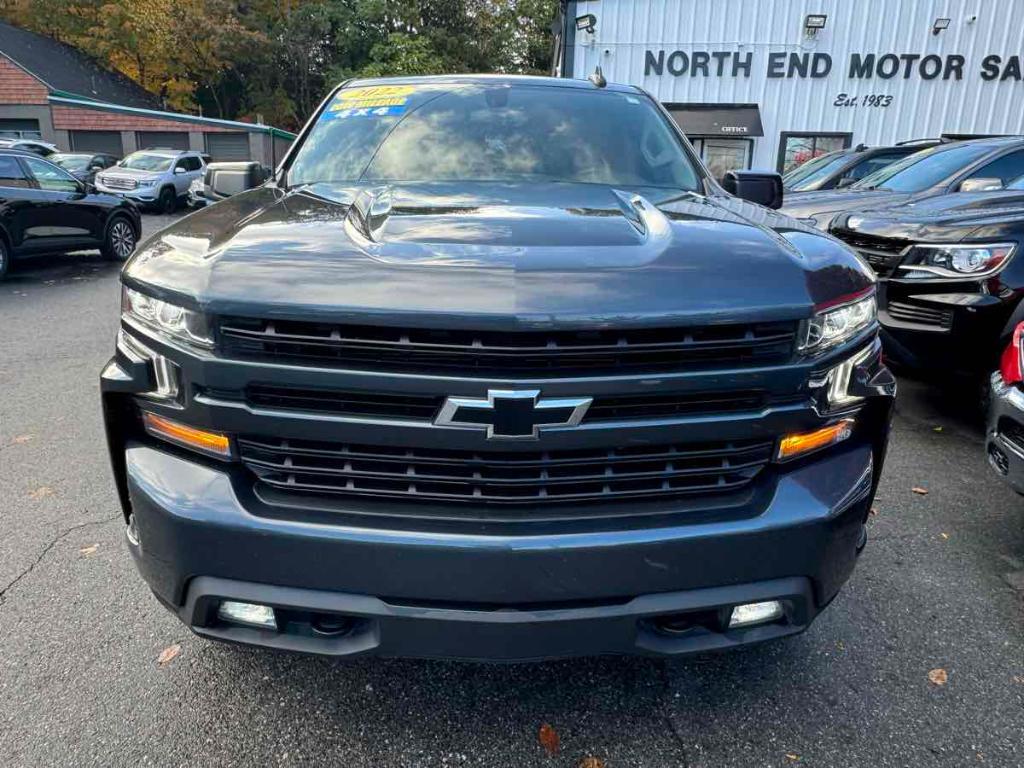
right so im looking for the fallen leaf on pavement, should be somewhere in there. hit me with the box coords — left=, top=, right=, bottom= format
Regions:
left=912, top=486, right=928, bottom=495
left=157, top=643, right=181, bottom=666
left=28, top=486, right=54, bottom=500
left=928, top=668, right=948, bottom=686
left=11, top=434, right=34, bottom=444
left=79, top=544, right=99, bottom=556
left=1013, top=675, right=1024, bottom=684
left=538, top=723, right=560, bottom=756
left=785, top=754, right=800, bottom=762
left=870, top=507, right=878, bottom=515
left=579, top=758, right=605, bottom=768
left=933, top=426, right=943, bottom=433
left=940, top=532, right=949, bottom=540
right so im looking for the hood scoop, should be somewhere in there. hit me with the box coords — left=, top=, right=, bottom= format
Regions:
left=343, top=185, right=674, bottom=269
left=345, top=186, right=393, bottom=244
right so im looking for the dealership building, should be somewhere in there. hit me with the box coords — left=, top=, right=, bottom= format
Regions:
left=559, top=0, right=1024, bottom=179
left=0, top=21, right=293, bottom=164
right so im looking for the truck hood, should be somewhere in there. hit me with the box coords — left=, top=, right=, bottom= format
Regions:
left=780, top=188, right=915, bottom=229
left=830, top=190, right=1024, bottom=242
left=124, top=182, right=871, bottom=328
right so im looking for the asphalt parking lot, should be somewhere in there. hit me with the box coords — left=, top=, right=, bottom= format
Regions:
left=0, top=211, right=1022, bottom=768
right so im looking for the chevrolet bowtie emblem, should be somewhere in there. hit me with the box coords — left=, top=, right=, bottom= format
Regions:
left=434, top=389, right=592, bottom=440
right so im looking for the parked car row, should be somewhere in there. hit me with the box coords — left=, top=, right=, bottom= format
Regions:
left=0, top=143, right=273, bottom=280
left=776, top=135, right=1024, bottom=497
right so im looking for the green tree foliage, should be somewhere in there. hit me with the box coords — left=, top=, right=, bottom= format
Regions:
left=0, top=0, right=558, bottom=129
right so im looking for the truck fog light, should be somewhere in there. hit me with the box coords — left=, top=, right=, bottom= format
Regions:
left=729, top=600, right=784, bottom=628
left=217, top=600, right=277, bottom=630
left=777, top=418, right=854, bottom=461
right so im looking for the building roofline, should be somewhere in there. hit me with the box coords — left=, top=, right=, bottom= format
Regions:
left=48, top=94, right=297, bottom=140
left=0, top=50, right=52, bottom=90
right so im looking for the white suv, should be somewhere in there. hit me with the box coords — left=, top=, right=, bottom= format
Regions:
left=94, top=150, right=206, bottom=212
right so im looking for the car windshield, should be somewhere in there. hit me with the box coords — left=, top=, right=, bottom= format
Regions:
left=288, top=82, right=701, bottom=190
left=119, top=153, right=174, bottom=172
left=852, top=143, right=994, bottom=193
left=52, top=154, right=90, bottom=171
left=783, top=153, right=850, bottom=190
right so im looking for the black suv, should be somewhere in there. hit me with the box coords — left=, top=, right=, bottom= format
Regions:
left=830, top=178, right=1024, bottom=376
left=0, top=149, right=141, bottom=280
left=101, top=76, right=894, bottom=661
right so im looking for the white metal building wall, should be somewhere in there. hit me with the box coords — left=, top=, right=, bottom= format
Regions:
left=569, top=0, right=1024, bottom=169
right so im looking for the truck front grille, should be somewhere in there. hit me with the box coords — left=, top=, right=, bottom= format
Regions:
left=238, top=436, right=774, bottom=506
left=101, top=175, right=138, bottom=191
left=241, top=383, right=771, bottom=423
left=218, top=319, right=797, bottom=376
left=833, top=232, right=907, bottom=277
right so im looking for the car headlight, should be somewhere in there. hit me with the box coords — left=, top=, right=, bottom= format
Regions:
left=897, top=243, right=1015, bottom=279
left=136, top=178, right=157, bottom=187
left=799, top=292, right=877, bottom=354
left=121, top=286, right=212, bottom=347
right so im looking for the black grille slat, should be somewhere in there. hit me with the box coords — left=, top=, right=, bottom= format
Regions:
left=833, top=231, right=908, bottom=277
left=886, top=301, right=953, bottom=328
left=238, top=437, right=773, bottom=506
left=240, top=384, right=769, bottom=423
left=219, top=318, right=797, bottom=376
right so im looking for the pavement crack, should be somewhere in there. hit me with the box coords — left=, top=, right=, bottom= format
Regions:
left=0, top=513, right=121, bottom=606
left=657, top=661, right=693, bottom=768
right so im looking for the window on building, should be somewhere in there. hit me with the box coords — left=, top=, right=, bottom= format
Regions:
left=778, top=133, right=851, bottom=174
left=965, top=150, right=1024, bottom=186
left=23, top=157, right=80, bottom=193
left=0, top=156, right=30, bottom=188
left=691, top=138, right=752, bottom=181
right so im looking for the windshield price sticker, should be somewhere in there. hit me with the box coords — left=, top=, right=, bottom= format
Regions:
left=321, top=85, right=415, bottom=119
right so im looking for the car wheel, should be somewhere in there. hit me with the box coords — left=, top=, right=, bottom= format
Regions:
left=101, top=217, right=137, bottom=262
left=158, top=186, right=177, bottom=214
left=0, top=238, right=8, bottom=281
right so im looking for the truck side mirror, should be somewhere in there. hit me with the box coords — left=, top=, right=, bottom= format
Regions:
left=721, top=170, right=784, bottom=210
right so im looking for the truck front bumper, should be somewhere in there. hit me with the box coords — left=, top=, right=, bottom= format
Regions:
left=123, top=439, right=875, bottom=661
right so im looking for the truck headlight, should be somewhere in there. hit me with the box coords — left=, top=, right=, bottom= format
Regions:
left=898, top=243, right=1015, bottom=279
left=799, top=292, right=877, bottom=354
left=121, top=286, right=213, bottom=348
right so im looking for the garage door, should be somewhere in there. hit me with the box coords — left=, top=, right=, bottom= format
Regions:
left=136, top=131, right=190, bottom=151
left=70, top=130, right=123, bottom=156
left=205, top=132, right=250, bottom=161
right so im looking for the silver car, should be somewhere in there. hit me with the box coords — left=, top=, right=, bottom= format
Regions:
left=94, top=150, right=206, bottom=213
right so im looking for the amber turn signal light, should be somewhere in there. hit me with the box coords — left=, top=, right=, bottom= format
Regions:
left=777, top=419, right=854, bottom=462
left=142, top=412, right=232, bottom=459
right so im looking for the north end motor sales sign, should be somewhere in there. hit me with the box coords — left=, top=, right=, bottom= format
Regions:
left=644, top=50, right=1024, bottom=81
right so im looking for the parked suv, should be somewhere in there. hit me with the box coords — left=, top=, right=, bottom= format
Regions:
left=95, top=149, right=206, bottom=213
left=829, top=177, right=1024, bottom=376
left=0, top=148, right=140, bottom=280
left=101, top=76, right=894, bottom=661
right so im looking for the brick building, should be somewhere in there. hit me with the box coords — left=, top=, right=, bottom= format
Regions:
left=0, top=22, right=294, bottom=165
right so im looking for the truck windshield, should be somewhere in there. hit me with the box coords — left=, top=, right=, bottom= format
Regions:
left=288, top=82, right=701, bottom=190
left=852, top=143, right=993, bottom=193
